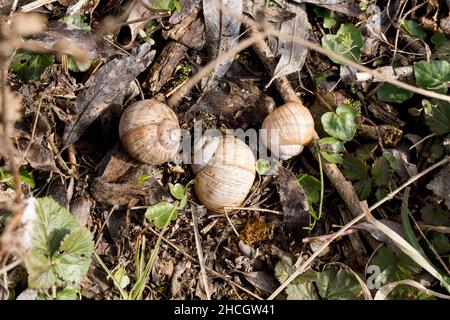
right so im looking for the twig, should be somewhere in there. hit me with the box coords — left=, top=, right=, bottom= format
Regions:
left=20, top=0, right=57, bottom=12
left=191, top=207, right=211, bottom=300
left=146, top=226, right=263, bottom=300
left=223, top=208, right=239, bottom=238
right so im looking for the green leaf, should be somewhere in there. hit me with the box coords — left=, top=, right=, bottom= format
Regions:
left=256, top=159, right=272, bottom=175
left=0, top=166, right=35, bottom=189
left=11, top=51, right=55, bottom=83
left=113, top=268, right=130, bottom=289
left=425, top=99, right=450, bottom=135
left=145, top=202, right=177, bottom=229
left=321, top=24, right=363, bottom=64
left=353, top=178, right=373, bottom=200
left=168, top=183, right=186, bottom=200
left=137, top=174, right=152, bottom=185
left=377, top=83, right=414, bottom=103
left=153, top=0, right=181, bottom=11
left=59, top=15, right=91, bottom=31
left=24, top=197, right=93, bottom=289
left=56, top=288, right=78, bottom=300
left=53, top=229, right=94, bottom=284
left=319, top=137, right=344, bottom=153
left=67, top=56, right=92, bottom=73
left=321, top=104, right=358, bottom=141
left=401, top=20, right=427, bottom=39
left=297, top=174, right=321, bottom=204
left=431, top=32, right=447, bottom=47
left=371, top=247, right=421, bottom=286
left=401, top=188, right=427, bottom=259
left=355, top=143, right=376, bottom=161
left=342, top=154, right=369, bottom=181
left=414, top=60, right=450, bottom=90
left=431, top=233, right=450, bottom=255
left=323, top=18, right=336, bottom=29
left=286, top=280, right=319, bottom=300
left=320, top=151, right=344, bottom=164
left=315, top=269, right=363, bottom=300
left=372, top=156, right=391, bottom=187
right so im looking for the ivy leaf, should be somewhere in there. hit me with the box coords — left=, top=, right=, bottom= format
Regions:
left=425, top=99, right=450, bottom=135
left=414, top=60, right=450, bottom=90
left=168, top=183, right=186, bottom=200
left=11, top=51, right=55, bottom=83
left=371, top=247, right=421, bottom=286
left=321, top=104, right=358, bottom=141
left=321, top=24, right=363, bottom=64
left=315, top=269, right=363, bottom=300
left=377, top=83, right=414, bottom=104
left=323, top=18, right=336, bottom=29
left=145, top=202, right=177, bottom=229
left=401, top=20, right=427, bottom=39
left=297, top=174, right=321, bottom=204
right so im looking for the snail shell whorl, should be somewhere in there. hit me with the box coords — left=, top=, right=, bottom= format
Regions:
left=194, top=137, right=256, bottom=213
left=119, top=100, right=181, bottom=165
left=261, top=101, right=315, bottom=160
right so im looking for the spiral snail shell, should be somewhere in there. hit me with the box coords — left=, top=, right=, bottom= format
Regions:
left=261, top=101, right=315, bottom=160
left=119, top=100, right=181, bottom=165
left=193, top=136, right=256, bottom=213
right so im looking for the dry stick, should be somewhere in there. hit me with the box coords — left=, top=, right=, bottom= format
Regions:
left=269, top=156, right=450, bottom=299
left=20, top=0, right=57, bottom=12
left=167, top=30, right=270, bottom=108
left=147, top=226, right=264, bottom=300
left=191, top=207, right=211, bottom=300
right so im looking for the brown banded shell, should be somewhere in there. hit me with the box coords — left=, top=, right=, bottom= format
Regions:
left=194, top=136, right=256, bottom=213
left=119, top=100, right=181, bottom=165
left=261, top=101, right=315, bottom=160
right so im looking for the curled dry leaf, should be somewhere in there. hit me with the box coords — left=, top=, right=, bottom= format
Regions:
left=70, top=197, right=92, bottom=227
left=268, top=0, right=310, bottom=85
left=279, top=166, right=310, bottom=237
left=116, top=0, right=171, bottom=48
left=63, top=43, right=156, bottom=148
left=203, top=0, right=243, bottom=80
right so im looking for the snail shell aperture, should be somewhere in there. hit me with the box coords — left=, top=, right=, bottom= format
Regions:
left=119, top=99, right=181, bottom=165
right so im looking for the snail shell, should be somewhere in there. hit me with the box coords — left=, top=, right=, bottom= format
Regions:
left=119, top=100, right=181, bottom=165
left=261, top=101, right=315, bottom=160
left=194, top=136, right=256, bottom=213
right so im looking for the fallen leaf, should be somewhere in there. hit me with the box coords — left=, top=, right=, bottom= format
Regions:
left=63, top=43, right=156, bottom=148
left=279, top=167, right=310, bottom=236
left=203, top=0, right=243, bottom=80
left=426, top=164, right=450, bottom=209
left=269, top=1, right=310, bottom=84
